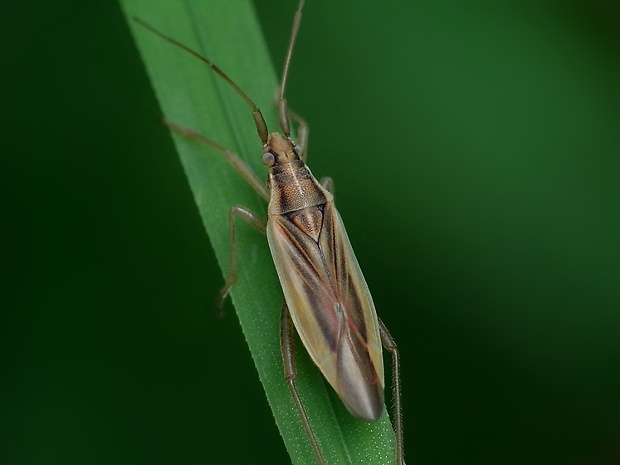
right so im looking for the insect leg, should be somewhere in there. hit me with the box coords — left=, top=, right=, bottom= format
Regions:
left=378, top=319, right=405, bottom=465
left=280, top=302, right=326, bottom=465
left=287, top=108, right=309, bottom=158
left=273, top=86, right=309, bottom=159
left=216, top=205, right=267, bottom=316
left=164, top=120, right=269, bottom=201
left=319, top=177, right=334, bottom=193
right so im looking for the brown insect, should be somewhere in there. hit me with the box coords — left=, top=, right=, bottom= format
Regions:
left=133, top=1, right=404, bottom=463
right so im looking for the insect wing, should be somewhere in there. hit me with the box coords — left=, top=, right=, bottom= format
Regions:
left=267, top=201, right=385, bottom=421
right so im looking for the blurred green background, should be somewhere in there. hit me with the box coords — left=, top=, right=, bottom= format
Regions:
left=2, top=1, right=619, bottom=464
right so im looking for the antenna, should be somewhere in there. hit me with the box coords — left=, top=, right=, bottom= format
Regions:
left=132, top=17, right=269, bottom=145
left=278, top=0, right=305, bottom=138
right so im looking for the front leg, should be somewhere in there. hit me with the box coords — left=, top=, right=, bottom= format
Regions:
left=319, top=177, right=334, bottom=194
left=285, top=107, right=309, bottom=159
left=274, top=87, right=309, bottom=159
left=165, top=120, right=270, bottom=201
left=216, top=205, right=267, bottom=315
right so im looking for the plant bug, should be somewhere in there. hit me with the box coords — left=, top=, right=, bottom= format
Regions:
left=132, top=1, right=404, bottom=463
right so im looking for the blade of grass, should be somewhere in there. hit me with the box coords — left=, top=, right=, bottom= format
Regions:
left=119, top=1, right=398, bottom=463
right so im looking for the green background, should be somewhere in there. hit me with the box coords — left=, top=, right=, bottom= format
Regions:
left=3, top=1, right=619, bottom=464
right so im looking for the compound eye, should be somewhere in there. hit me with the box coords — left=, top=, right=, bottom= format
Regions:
left=262, top=152, right=275, bottom=167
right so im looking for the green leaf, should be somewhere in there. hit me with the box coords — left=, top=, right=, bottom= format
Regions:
left=119, top=1, right=398, bottom=463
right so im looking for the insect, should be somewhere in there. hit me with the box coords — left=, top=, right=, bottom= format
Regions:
left=133, top=1, right=404, bottom=463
